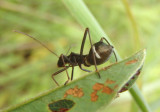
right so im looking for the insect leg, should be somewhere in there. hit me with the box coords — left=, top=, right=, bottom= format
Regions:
left=101, top=37, right=118, bottom=62
left=80, top=28, right=89, bottom=56
left=100, top=37, right=111, bottom=45
left=79, top=65, right=91, bottom=72
left=79, top=28, right=93, bottom=73
left=70, top=57, right=77, bottom=81
left=61, top=55, right=71, bottom=85
left=52, top=66, right=69, bottom=86
left=86, top=28, right=101, bottom=78
left=72, top=64, right=91, bottom=79
left=71, top=66, right=74, bottom=81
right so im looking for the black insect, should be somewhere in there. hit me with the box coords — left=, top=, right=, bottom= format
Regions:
left=14, top=28, right=117, bottom=86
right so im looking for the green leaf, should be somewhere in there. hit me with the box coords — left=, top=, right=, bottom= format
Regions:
left=5, top=49, right=146, bottom=112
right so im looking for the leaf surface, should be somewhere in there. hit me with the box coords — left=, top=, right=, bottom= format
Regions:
left=6, top=49, right=146, bottom=112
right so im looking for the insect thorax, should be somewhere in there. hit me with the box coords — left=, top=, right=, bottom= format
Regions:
left=57, top=53, right=87, bottom=67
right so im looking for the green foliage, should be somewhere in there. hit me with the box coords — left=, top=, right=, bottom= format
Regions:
left=5, top=50, right=145, bottom=112
left=0, top=0, right=160, bottom=112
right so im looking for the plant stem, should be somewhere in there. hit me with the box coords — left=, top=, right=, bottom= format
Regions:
left=130, top=84, right=152, bottom=112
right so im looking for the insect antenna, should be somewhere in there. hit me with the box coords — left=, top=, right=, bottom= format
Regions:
left=13, top=30, right=59, bottom=58
left=65, top=44, right=76, bottom=55
left=66, top=46, right=72, bottom=55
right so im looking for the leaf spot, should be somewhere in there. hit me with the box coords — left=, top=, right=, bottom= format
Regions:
left=119, top=67, right=142, bottom=93
left=48, top=99, right=75, bottom=112
left=91, top=91, right=98, bottom=102
left=105, top=79, right=115, bottom=84
left=93, top=83, right=104, bottom=91
left=102, top=86, right=113, bottom=94
left=91, top=79, right=115, bottom=102
left=125, top=59, right=138, bottom=65
left=64, top=86, right=84, bottom=98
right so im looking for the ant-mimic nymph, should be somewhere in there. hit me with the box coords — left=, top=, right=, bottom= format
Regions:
left=14, top=28, right=117, bottom=86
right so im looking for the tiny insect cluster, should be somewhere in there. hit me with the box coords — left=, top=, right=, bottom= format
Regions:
left=15, top=28, right=117, bottom=86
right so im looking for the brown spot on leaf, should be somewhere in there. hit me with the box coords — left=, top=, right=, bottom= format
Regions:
left=91, top=80, right=115, bottom=102
left=48, top=99, right=74, bottom=112
left=114, top=85, right=118, bottom=89
left=103, top=64, right=112, bottom=70
left=135, top=69, right=141, bottom=76
left=93, top=83, right=104, bottom=91
left=125, top=59, right=138, bottom=65
left=119, top=87, right=128, bottom=93
left=119, top=67, right=143, bottom=93
left=57, top=108, right=69, bottom=112
left=64, top=86, right=84, bottom=98
left=91, top=91, right=98, bottom=102
left=106, top=79, right=115, bottom=84
left=102, top=86, right=113, bottom=94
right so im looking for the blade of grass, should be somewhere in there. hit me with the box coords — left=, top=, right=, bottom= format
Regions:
left=62, top=0, right=151, bottom=112
left=0, top=1, right=63, bottom=23
left=121, top=0, right=141, bottom=51
left=63, top=0, right=121, bottom=63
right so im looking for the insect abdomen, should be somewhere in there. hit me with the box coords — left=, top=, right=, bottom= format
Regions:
left=85, top=41, right=113, bottom=66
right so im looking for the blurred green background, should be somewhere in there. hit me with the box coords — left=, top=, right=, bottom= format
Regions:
left=0, top=0, right=160, bottom=112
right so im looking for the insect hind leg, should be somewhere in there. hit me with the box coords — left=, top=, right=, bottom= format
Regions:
left=80, top=28, right=101, bottom=78
left=101, top=37, right=118, bottom=62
